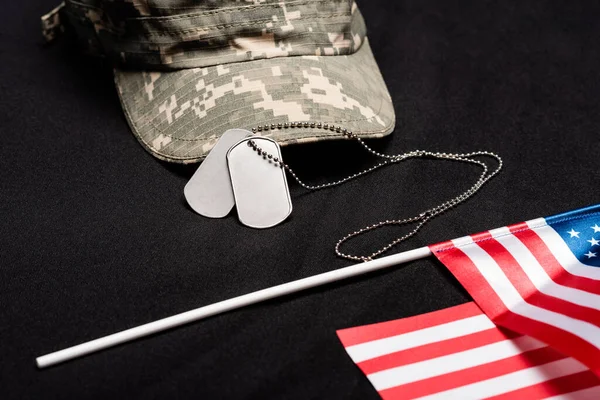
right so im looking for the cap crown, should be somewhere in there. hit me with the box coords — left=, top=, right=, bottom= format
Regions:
left=62, top=0, right=366, bottom=69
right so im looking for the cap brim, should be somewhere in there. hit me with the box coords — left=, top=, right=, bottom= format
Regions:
left=114, top=38, right=395, bottom=164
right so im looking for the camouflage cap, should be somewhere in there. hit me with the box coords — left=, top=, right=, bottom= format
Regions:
left=43, top=0, right=395, bottom=163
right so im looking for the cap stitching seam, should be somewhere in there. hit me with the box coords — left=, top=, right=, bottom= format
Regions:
left=120, top=42, right=354, bottom=64
left=132, top=0, right=337, bottom=21
left=108, top=22, right=352, bottom=45
left=66, top=0, right=333, bottom=20
left=142, top=15, right=350, bottom=33
left=65, top=2, right=350, bottom=34
left=67, top=0, right=323, bottom=15
left=110, top=27, right=352, bottom=47
left=93, top=14, right=351, bottom=36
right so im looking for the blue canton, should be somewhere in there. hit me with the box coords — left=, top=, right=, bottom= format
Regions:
left=546, top=205, right=600, bottom=268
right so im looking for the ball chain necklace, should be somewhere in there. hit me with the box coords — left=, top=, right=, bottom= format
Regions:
left=246, top=121, right=503, bottom=262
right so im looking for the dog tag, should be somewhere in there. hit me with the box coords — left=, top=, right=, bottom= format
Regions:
left=184, top=129, right=252, bottom=218
left=227, top=137, right=292, bottom=229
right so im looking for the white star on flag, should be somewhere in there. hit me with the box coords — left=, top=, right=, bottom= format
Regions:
left=584, top=251, right=597, bottom=259
left=588, top=238, right=600, bottom=247
left=592, top=224, right=600, bottom=233
left=568, top=228, right=580, bottom=238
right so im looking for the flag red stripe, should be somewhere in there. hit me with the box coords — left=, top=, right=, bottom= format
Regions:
left=432, top=245, right=600, bottom=375
left=432, top=246, right=505, bottom=320
left=484, top=370, right=600, bottom=400
left=475, top=233, right=600, bottom=328
left=509, top=223, right=600, bottom=295
left=377, top=346, right=567, bottom=400
left=357, top=327, right=521, bottom=375
left=336, top=302, right=482, bottom=347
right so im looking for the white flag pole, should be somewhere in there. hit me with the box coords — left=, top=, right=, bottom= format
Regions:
left=36, top=246, right=432, bottom=369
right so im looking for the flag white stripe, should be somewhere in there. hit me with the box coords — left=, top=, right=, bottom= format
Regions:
left=368, top=336, right=546, bottom=391
left=493, top=227, right=600, bottom=311
left=527, top=219, right=600, bottom=281
left=544, top=385, right=600, bottom=400
left=488, top=226, right=511, bottom=237
left=451, top=235, right=473, bottom=247
left=345, top=314, right=494, bottom=363
left=414, top=358, right=589, bottom=400
left=455, top=239, right=600, bottom=348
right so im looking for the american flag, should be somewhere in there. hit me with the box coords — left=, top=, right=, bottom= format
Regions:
left=337, top=205, right=600, bottom=399
left=337, top=302, right=600, bottom=399
left=430, top=204, right=600, bottom=375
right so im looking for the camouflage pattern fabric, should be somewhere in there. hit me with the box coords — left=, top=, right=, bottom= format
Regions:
left=59, top=0, right=367, bottom=70
left=116, top=38, right=394, bottom=163
left=42, top=0, right=396, bottom=163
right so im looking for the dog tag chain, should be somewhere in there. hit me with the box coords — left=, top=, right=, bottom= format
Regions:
left=247, top=121, right=503, bottom=262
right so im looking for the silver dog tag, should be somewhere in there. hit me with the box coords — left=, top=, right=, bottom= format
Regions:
left=184, top=129, right=252, bottom=218
left=227, top=137, right=292, bottom=229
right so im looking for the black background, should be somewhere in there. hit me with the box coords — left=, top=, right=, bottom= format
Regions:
left=2, top=1, right=599, bottom=398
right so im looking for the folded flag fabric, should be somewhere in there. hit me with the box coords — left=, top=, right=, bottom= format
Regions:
left=430, top=204, right=600, bottom=375
left=337, top=302, right=600, bottom=400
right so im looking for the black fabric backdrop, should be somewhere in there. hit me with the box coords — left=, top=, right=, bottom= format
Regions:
left=1, top=1, right=599, bottom=398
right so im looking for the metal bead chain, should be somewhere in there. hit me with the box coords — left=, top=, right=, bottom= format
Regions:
left=249, top=121, right=503, bottom=262
left=250, top=123, right=398, bottom=190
